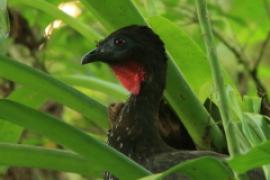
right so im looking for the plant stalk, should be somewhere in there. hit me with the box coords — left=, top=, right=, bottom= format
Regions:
left=194, top=0, right=239, bottom=156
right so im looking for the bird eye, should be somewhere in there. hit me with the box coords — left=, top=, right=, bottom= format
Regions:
left=114, top=38, right=126, bottom=46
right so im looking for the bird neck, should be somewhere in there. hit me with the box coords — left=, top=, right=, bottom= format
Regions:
left=126, top=79, right=164, bottom=139
left=109, top=54, right=169, bottom=155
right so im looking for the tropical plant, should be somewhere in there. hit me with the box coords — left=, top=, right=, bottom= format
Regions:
left=0, top=0, right=270, bottom=179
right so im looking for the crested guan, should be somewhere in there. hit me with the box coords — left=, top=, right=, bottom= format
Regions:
left=81, top=25, right=263, bottom=179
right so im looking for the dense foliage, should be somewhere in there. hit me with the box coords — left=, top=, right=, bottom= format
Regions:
left=0, top=0, right=270, bottom=179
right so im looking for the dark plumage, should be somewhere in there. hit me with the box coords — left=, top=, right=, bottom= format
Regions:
left=82, top=25, right=263, bottom=179
left=83, top=25, right=193, bottom=150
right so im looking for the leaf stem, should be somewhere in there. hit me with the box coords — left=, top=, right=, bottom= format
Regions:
left=194, top=0, right=239, bottom=156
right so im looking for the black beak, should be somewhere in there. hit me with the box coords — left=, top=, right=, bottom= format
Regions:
left=81, top=49, right=100, bottom=65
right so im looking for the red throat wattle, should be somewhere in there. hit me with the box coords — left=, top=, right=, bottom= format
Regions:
left=111, top=62, right=145, bottom=95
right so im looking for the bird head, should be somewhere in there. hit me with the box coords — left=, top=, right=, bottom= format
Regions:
left=81, top=25, right=167, bottom=95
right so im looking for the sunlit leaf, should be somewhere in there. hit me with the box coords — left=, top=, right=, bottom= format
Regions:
left=11, top=0, right=101, bottom=42
left=148, top=16, right=212, bottom=100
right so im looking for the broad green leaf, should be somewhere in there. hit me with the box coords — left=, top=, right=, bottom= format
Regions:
left=225, top=86, right=255, bottom=152
left=148, top=16, right=212, bottom=100
left=141, top=157, right=233, bottom=180
left=241, top=113, right=268, bottom=146
left=8, top=87, right=47, bottom=108
left=79, top=0, right=145, bottom=30
left=140, top=173, right=162, bottom=180
left=57, top=75, right=128, bottom=101
left=165, top=61, right=225, bottom=151
left=0, top=143, right=95, bottom=176
left=242, top=96, right=262, bottom=113
left=226, top=86, right=243, bottom=121
left=228, top=140, right=270, bottom=174
left=0, top=87, right=47, bottom=173
left=0, top=87, right=47, bottom=143
left=241, top=113, right=270, bottom=147
left=0, top=55, right=107, bottom=128
left=241, top=115, right=270, bottom=179
left=0, top=121, right=21, bottom=143
left=0, top=99, right=150, bottom=179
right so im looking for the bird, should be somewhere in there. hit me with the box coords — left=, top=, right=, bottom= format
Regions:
left=81, top=25, right=263, bottom=179
left=82, top=25, right=195, bottom=151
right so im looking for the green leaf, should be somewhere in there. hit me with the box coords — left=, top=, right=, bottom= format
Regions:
left=241, top=113, right=270, bottom=146
left=0, top=55, right=107, bottom=128
left=226, top=86, right=243, bottom=121
left=148, top=16, right=212, bottom=100
left=0, top=87, right=47, bottom=143
left=11, top=0, right=101, bottom=42
left=0, top=87, right=48, bottom=173
left=165, top=61, right=225, bottom=150
left=141, top=157, right=233, bottom=180
left=0, top=99, right=150, bottom=179
left=228, top=140, right=270, bottom=173
left=0, top=143, right=95, bottom=176
left=0, top=121, right=21, bottom=143
left=242, top=96, right=262, bottom=113
left=57, top=75, right=128, bottom=101
left=241, top=114, right=270, bottom=179
left=79, top=0, right=145, bottom=30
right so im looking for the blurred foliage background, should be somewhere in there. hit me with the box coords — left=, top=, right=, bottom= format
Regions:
left=0, top=0, right=270, bottom=179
